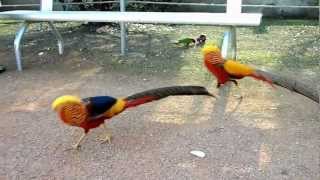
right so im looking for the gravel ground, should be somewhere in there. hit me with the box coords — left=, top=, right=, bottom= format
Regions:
left=0, top=21, right=319, bottom=180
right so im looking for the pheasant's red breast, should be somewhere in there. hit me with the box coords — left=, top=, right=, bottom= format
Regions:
left=204, top=53, right=230, bottom=85
left=204, top=52, right=224, bottom=65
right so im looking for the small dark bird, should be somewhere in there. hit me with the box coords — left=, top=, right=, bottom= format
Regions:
left=196, top=35, right=207, bottom=47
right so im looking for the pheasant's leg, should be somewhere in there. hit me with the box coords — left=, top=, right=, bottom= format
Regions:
left=101, top=123, right=112, bottom=144
left=72, top=133, right=86, bottom=149
left=231, top=80, right=243, bottom=99
left=230, top=80, right=238, bottom=87
left=236, top=84, right=243, bottom=98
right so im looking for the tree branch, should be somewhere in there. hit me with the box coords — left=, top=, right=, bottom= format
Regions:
left=258, top=70, right=319, bottom=103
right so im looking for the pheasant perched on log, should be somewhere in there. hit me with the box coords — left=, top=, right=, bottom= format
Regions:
left=202, top=44, right=275, bottom=88
left=52, top=86, right=215, bottom=149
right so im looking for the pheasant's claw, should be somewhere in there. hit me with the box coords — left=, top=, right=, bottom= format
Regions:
left=233, top=94, right=243, bottom=99
left=72, top=144, right=81, bottom=150
left=99, top=133, right=112, bottom=144
left=101, top=123, right=112, bottom=144
left=230, top=80, right=239, bottom=87
left=63, top=144, right=81, bottom=151
left=67, top=133, right=86, bottom=150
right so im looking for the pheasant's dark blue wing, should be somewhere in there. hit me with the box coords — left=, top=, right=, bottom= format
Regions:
left=83, top=96, right=117, bottom=117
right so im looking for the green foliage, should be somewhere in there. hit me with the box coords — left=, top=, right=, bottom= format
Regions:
left=65, top=0, right=185, bottom=12
left=126, top=0, right=184, bottom=12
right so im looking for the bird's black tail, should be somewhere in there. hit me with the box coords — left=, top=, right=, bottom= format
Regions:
left=124, top=86, right=215, bottom=108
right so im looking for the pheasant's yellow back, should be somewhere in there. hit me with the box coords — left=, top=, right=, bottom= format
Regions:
left=59, top=103, right=88, bottom=126
left=104, top=99, right=125, bottom=118
left=224, top=60, right=255, bottom=76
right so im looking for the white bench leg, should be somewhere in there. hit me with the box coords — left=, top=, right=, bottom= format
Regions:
left=221, top=26, right=237, bottom=60
left=120, top=22, right=127, bottom=55
left=120, top=0, right=127, bottom=55
left=14, top=22, right=29, bottom=71
left=48, top=22, right=64, bottom=55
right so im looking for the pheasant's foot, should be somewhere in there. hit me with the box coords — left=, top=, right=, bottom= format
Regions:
left=72, top=144, right=81, bottom=150
left=99, top=133, right=112, bottom=144
left=71, top=132, right=86, bottom=150
left=233, top=94, right=243, bottom=99
left=101, top=123, right=112, bottom=144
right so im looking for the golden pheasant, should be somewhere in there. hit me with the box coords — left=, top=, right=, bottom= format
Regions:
left=52, top=86, right=215, bottom=149
left=202, top=44, right=275, bottom=88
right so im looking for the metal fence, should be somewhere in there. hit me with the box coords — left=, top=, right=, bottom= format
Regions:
left=0, top=0, right=319, bottom=22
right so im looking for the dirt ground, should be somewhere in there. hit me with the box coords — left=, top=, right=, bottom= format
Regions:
left=0, top=22, right=319, bottom=180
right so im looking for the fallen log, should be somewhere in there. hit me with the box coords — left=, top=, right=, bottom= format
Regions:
left=258, top=70, right=319, bottom=103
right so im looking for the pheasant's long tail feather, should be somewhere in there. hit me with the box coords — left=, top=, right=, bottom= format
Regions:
left=124, top=86, right=215, bottom=108
left=251, top=70, right=276, bottom=88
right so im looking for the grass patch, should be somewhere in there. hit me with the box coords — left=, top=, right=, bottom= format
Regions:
left=0, top=19, right=318, bottom=80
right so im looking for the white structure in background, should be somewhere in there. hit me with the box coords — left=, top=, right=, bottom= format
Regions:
left=221, top=0, right=242, bottom=60
left=227, top=0, right=242, bottom=14
left=0, top=0, right=262, bottom=71
left=41, top=0, right=53, bottom=11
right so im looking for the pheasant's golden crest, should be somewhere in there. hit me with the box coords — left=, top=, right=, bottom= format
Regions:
left=202, top=44, right=220, bottom=55
left=202, top=44, right=224, bottom=65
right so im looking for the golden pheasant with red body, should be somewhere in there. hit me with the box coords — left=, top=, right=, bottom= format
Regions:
left=202, top=45, right=274, bottom=88
left=52, top=86, right=215, bottom=148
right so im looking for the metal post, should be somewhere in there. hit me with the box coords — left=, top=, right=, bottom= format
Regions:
left=14, top=22, right=29, bottom=71
left=223, top=0, right=240, bottom=59
left=120, top=0, right=127, bottom=55
left=39, top=0, right=53, bottom=38
left=221, top=26, right=237, bottom=60
left=49, top=22, right=64, bottom=55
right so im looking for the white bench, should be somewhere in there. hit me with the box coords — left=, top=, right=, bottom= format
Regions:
left=0, top=0, right=262, bottom=71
